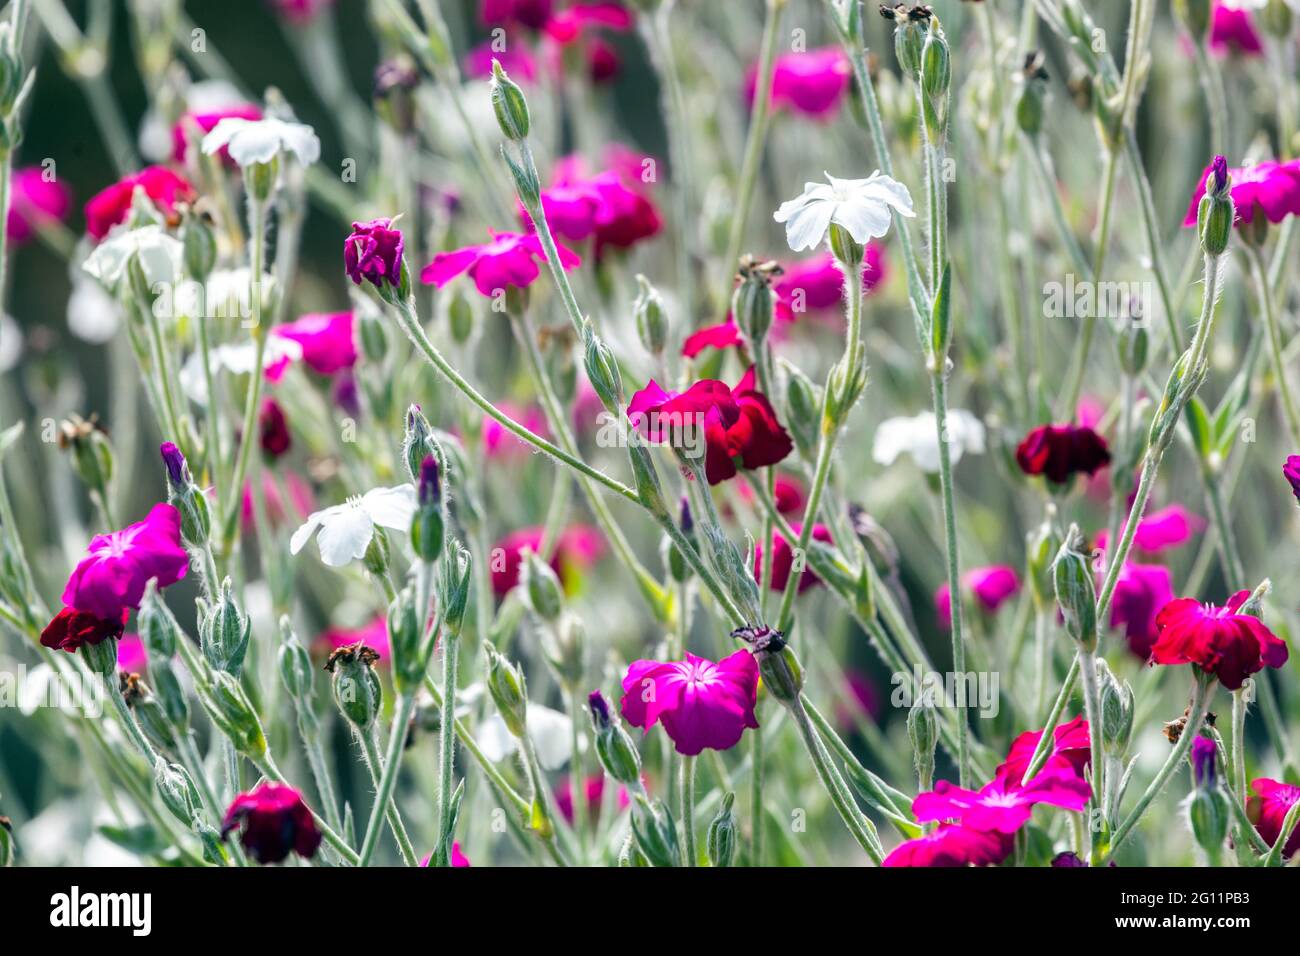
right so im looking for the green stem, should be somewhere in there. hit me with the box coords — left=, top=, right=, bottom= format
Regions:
left=436, top=636, right=460, bottom=862
left=680, top=754, right=697, bottom=866
left=1246, top=243, right=1300, bottom=445
left=356, top=720, right=419, bottom=866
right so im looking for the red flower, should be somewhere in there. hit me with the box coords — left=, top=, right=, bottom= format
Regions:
left=753, top=523, right=832, bottom=593
left=1150, top=590, right=1289, bottom=690
left=84, top=166, right=196, bottom=241
left=40, top=607, right=127, bottom=654
left=258, top=398, right=292, bottom=459
left=172, top=104, right=263, bottom=163
left=1015, top=423, right=1110, bottom=484
left=995, top=715, right=1091, bottom=790
left=221, top=782, right=321, bottom=864
left=489, top=525, right=605, bottom=597
left=681, top=319, right=742, bottom=359
left=1246, top=778, right=1300, bottom=860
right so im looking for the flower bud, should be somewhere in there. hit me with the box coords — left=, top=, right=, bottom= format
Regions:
left=127, top=677, right=181, bottom=753
left=1096, top=658, right=1134, bottom=755
left=661, top=497, right=694, bottom=583
left=153, top=758, right=203, bottom=827
left=81, top=634, right=119, bottom=678
left=1025, top=508, right=1061, bottom=611
left=57, top=415, right=114, bottom=503
left=373, top=58, right=419, bottom=134
left=1116, top=316, right=1149, bottom=377
left=244, top=157, right=278, bottom=203
left=160, top=441, right=212, bottom=547
left=1016, top=52, right=1049, bottom=136
left=357, top=308, right=390, bottom=364
left=732, top=256, right=781, bottom=346
left=617, top=832, right=649, bottom=867
left=921, top=20, right=951, bottom=127
left=1191, top=735, right=1218, bottom=790
left=149, top=658, right=189, bottom=728
left=198, top=671, right=266, bottom=758
left=1173, top=0, right=1213, bottom=42
left=440, top=541, right=473, bottom=640
left=402, top=404, right=442, bottom=485
left=885, top=4, right=925, bottom=76
left=542, top=612, right=585, bottom=687
left=633, top=274, right=668, bottom=356
left=1260, top=0, right=1294, bottom=38
left=521, top=548, right=564, bottom=622
left=326, top=641, right=383, bottom=730
left=490, top=60, right=531, bottom=141
left=707, top=791, right=737, bottom=867
left=411, top=455, right=445, bottom=563
left=362, top=526, right=391, bottom=579
left=907, top=693, right=938, bottom=784
left=387, top=586, right=424, bottom=695
left=447, top=286, right=475, bottom=344
left=733, top=626, right=801, bottom=703
left=1197, top=155, right=1234, bottom=257
left=137, top=579, right=179, bottom=658
left=582, top=321, right=623, bottom=413
left=485, top=646, right=528, bottom=738
left=783, top=362, right=822, bottom=458
left=1188, top=786, right=1229, bottom=860
left=0, top=816, right=12, bottom=867
left=1051, top=525, right=1097, bottom=650
left=589, top=689, right=641, bottom=784
left=277, top=617, right=316, bottom=703
left=630, top=794, right=680, bottom=867
left=181, top=211, right=218, bottom=281
left=201, top=578, right=250, bottom=676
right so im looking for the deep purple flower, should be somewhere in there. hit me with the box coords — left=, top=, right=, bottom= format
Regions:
left=1015, top=422, right=1111, bottom=483
left=588, top=689, right=612, bottom=728
left=62, top=504, right=189, bottom=619
left=620, top=650, right=760, bottom=756
left=221, top=782, right=322, bottom=864
left=1191, top=736, right=1218, bottom=788
left=259, top=398, right=292, bottom=459
left=418, top=454, right=440, bottom=507
left=1051, top=851, right=1089, bottom=867
left=344, top=218, right=405, bottom=289
left=159, top=441, right=187, bottom=486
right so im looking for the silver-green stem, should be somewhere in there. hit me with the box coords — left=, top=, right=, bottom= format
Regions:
left=355, top=718, right=419, bottom=866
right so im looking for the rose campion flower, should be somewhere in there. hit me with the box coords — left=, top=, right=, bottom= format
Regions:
left=221, top=783, right=322, bottom=864
left=7, top=166, right=72, bottom=243
left=240, top=471, right=316, bottom=533
left=774, top=247, right=887, bottom=315
left=268, top=0, right=335, bottom=22
left=995, top=715, right=1090, bottom=790
left=734, top=473, right=806, bottom=515
left=556, top=773, right=607, bottom=826
left=543, top=1, right=633, bottom=42
left=753, top=524, right=832, bottom=593
left=117, top=634, right=149, bottom=674
left=531, top=166, right=662, bottom=260
left=935, top=565, right=1020, bottom=628
left=873, top=409, right=986, bottom=473
left=746, top=47, right=852, bottom=118
left=1109, top=561, right=1174, bottom=660
left=290, top=485, right=417, bottom=567
left=1094, top=505, right=1204, bottom=554
left=172, top=104, right=262, bottom=163
left=620, top=649, right=760, bottom=756
left=201, top=116, right=321, bottom=168
left=40, top=607, right=128, bottom=654
left=489, top=525, right=605, bottom=596
left=1014, top=422, right=1111, bottom=483
left=345, top=218, right=406, bottom=289
left=320, top=614, right=390, bottom=662
left=912, top=768, right=1091, bottom=833
left=258, top=397, right=292, bottom=458
left=480, top=0, right=553, bottom=31
left=465, top=43, right=540, bottom=84
left=420, top=842, right=472, bottom=867
left=61, top=503, right=189, bottom=619
left=84, top=166, right=196, bottom=241
left=422, top=230, right=580, bottom=296
left=681, top=319, right=743, bottom=359
left=774, top=171, right=915, bottom=251
left=1150, top=590, right=1289, bottom=690
left=1285, top=455, right=1300, bottom=503
left=882, top=823, right=1013, bottom=868
left=1246, top=777, right=1300, bottom=859
left=270, top=311, right=358, bottom=376
left=1182, top=158, right=1300, bottom=228
left=1208, top=1, right=1263, bottom=56
left=483, top=402, right=550, bottom=457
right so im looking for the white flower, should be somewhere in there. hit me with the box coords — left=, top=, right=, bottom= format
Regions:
left=82, top=225, right=183, bottom=288
left=290, top=485, right=417, bottom=567
left=179, top=332, right=301, bottom=404
left=872, top=409, right=985, bottom=473
left=202, top=117, right=321, bottom=167
left=0, top=313, right=21, bottom=373
left=67, top=277, right=123, bottom=343
left=476, top=704, right=581, bottom=770
left=774, top=171, right=915, bottom=252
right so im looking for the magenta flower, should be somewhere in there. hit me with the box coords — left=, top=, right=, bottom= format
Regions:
left=1182, top=158, right=1300, bottom=228
left=419, top=842, right=472, bottom=867
left=995, top=715, right=1091, bottom=790
left=421, top=231, right=580, bottom=297
left=1109, top=561, right=1175, bottom=660
left=344, top=218, right=405, bottom=289
left=222, top=782, right=321, bottom=864
left=1247, top=777, right=1300, bottom=860
left=465, top=42, right=540, bottom=83
left=489, top=525, right=605, bottom=596
left=267, top=0, right=335, bottom=23
left=746, top=46, right=852, bottom=118
left=1208, top=2, right=1263, bottom=56
left=483, top=401, right=550, bottom=457
left=935, top=565, right=1020, bottom=628
left=479, top=0, right=553, bottom=31
left=1191, top=736, right=1217, bottom=788
left=1151, top=590, right=1289, bottom=690
left=913, top=769, right=1090, bottom=834
left=61, top=504, right=189, bottom=619
left=1284, top=454, right=1300, bottom=503
left=882, top=823, right=1013, bottom=868
left=118, top=634, right=149, bottom=674
left=544, top=2, right=633, bottom=42
left=681, top=319, right=743, bottom=359
left=7, top=166, right=72, bottom=244
left=319, top=615, right=390, bottom=663
left=172, top=104, right=262, bottom=163
left=753, top=523, right=832, bottom=593
left=1095, top=504, right=1204, bottom=554
left=620, top=649, right=760, bottom=756
left=541, top=149, right=662, bottom=259
left=84, top=166, right=196, bottom=241
left=270, top=311, right=358, bottom=376
left=773, top=247, right=886, bottom=315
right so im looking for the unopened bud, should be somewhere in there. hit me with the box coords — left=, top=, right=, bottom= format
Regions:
left=485, top=647, right=528, bottom=738
left=153, top=758, right=202, bottom=827
left=521, top=549, right=564, bottom=621
left=277, top=617, right=315, bottom=702
left=733, top=626, right=800, bottom=703
left=1198, top=155, right=1234, bottom=257
left=582, top=321, right=623, bottom=413
left=411, top=455, right=445, bottom=563
left=630, top=794, right=680, bottom=867
left=198, top=671, right=266, bottom=757
left=387, top=587, right=424, bottom=696
left=201, top=578, right=250, bottom=675
left=633, top=274, right=668, bottom=356
left=707, top=791, right=737, bottom=867
left=1097, top=658, right=1134, bottom=755
left=907, top=694, right=938, bottom=783
left=490, top=60, right=531, bottom=141
left=732, top=256, right=781, bottom=346
left=589, top=689, right=641, bottom=784
left=1052, top=526, right=1097, bottom=649
left=138, top=580, right=179, bottom=658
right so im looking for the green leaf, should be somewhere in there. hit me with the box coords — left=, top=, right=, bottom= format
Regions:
left=1184, top=397, right=1213, bottom=459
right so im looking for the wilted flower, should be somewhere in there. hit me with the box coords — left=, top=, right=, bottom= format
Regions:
left=344, top=218, right=406, bottom=290
left=620, top=650, right=760, bottom=756
left=289, top=485, right=417, bottom=567
left=1150, top=590, right=1289, bottom=689
left=773, top=171, right=915, bottom=251
left=40, top=607, right=127, bottom=654
left=221, top=782, right=321, bottom=864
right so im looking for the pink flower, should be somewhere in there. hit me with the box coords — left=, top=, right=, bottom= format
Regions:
left=541, top=149, right=662, bottom=259
left=1285, top=454, right=1300, bottom=503
left=913, top=769, right=1090, bottom=834
left=319, top=615, right=390, bottom=663
left=480, top=0, right=554, bottom=31
left=1209, top=2, right=1263, bottom=56
left=935, top=565, right=1020, bottom=628
left=489, top=525, right=605, bottom=596
left=84, top=166, right=196, bottom=241
left=222, top=782, right=321, bottom=864
left=268, top=0, right=334, bottom=21
left=544, top=2, right=633, bottom=43
left=681, top=320, right=743, bottom=359
left=1109, top=561, right=1174, bottom=660
left=7, top=167, right=72, bottom=243
left=464, top=42, right=540, bottom=84
left=1247, top=778, right=1300, bottom=860
left=1150, top=590, right=1289, bottom=690
left=1182, top=158, right=1300, bottom=228
left=420, top=842, right=472, bottom=867
left=753, top=523, right=832, bottom=593
left=620, top=649, right=760, bottom=756
left=1094, top=504, right=1204, bottom=554
left=882, top=823, right=1013, bottom=867
left=746, top=47, right=852, bottom=118
left=773, top=247, right=886, bottom=316
left=270, top=311, right=357, bottom=376
left=172, top=104, right=262, bottom=163
left=555, top=773, right=608, bottom=825
left=344, top=218, right=405, bottom=289
left=995, top=715, right=1091, bottom=790
left=734, top=473, right=806, bottom=515
left=483, top=402, right=549, bottom=457
left=61, top=504, right=189, bottom=619
left=118, top=634, right=149, bottom=674
left=421, top=231, right=580, bottom=296
left=240, top=471, right=316, bottom=533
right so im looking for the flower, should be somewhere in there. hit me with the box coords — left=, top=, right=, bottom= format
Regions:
left=1094, top=504, right=1204, bottom=554
left=270, top=311, right=358, bottom=376
left=421, top=230, right=580, bottom=296
left=62, top=504, right=189, bottom=619
left=1182, top=158, right=1300, bottom=228
left=774, top=247, right=887, bottom=315
left=620, top=650, right=760, bottom=756
left=627, top=366, right=792, bottom=484
left=773, top=171, right=915, bottom=251
left=258, top=398, right=292, bottom=458
left=882, top=823, right=1013, bottom=867
left=482, top=402, right=550, bottom=457
left=1286, top=455, right=1300, bottom=503
left=734, top=473, right=806, bottom=515
left=289, top=485, right=417, bottom=567
left=1050, top=851, right=1089, bottom=867
left=753, top=524, right=832, bottom=593
left=995, top=715, right=1091, bottom=790
left=172, top=104, right=262, bottom=163
left=268, top=0, right=335, bottom=22
left=319, top=615, right=390, bottom=662
left=118, top=634, right=148, bottom=674
left=681, top=320, right=743, bottom=359
left=7, top=166, right=72, bottom=243
left=873, top=409, right=986, bottom=473
left=201, top=116, right=321, bottom=167
left=532, top=154, right=663, bottom=260
left=489, top=525, right=605, bottom=596
left=1150, top=590, right=1289, bottom=690
left=1191, top=736, right=1218, bottom=788
left=544, top=2, right=633, bottom=42
left=221, top=783, right=321, bottom=864
left=344, top=218, right=406, bottom=289
left=82, top=224, right=184, bottom=288
left=420, top=842, right=472, bottom=867
left=556, top=773, right=607, bottom=825
left=480, top=0, right=553, bottom=30
left=1015, top=422, right=1111, bottom=483
left=1246, top=778, right=1300, bottom=859
left=40, top=607, right=127, bottom=654
left=1208, top=2, right=1263, bottom=56
left=746, top=47, right=852, bottom=118
left=935, top=566, right=1020, bottom=628
left=83, top=166, right=196, bottom=241
left=240, top=472, right=316, bottom=533
left=1109, top=561, right=1174, bottom=660
left=912, top=768, right=1090, bottom=833
left=465, top=42, right=539, bottom=83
